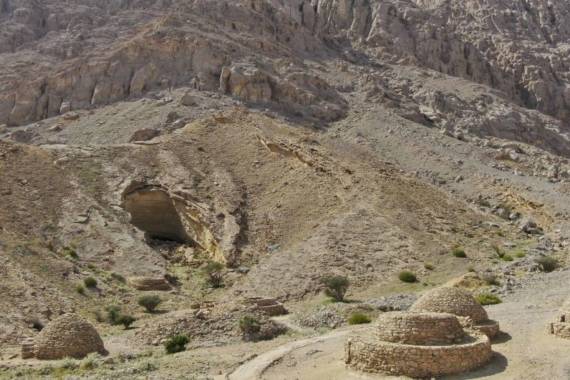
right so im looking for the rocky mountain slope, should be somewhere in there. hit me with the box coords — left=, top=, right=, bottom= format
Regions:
left=0, top=0, right=569, bottom=378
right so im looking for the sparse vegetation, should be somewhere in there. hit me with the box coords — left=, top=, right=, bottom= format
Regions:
left=452, top=247, right=467, bottom=258
left=321, top=275, right=349, bottom=302
left=164, top=335, right=189, bottom=354
left=79, top=353, right=100, bottom=371
left=110, top=272, right=126, bottom=283
left=239, top=315, right=261, bottom=336
left=535, top=256, right=558, bottom=273
left=515, top=251, right=526, bottom=258
left=424, top=263, right=434, bottom=271
left=62, top=246, right=78, bottom=259
left=138, top=295, right=162, bottom=313
left=117, top=314, right=136, bottom=329
left=348, top=313, right=371, bottom=325
left=203, top=261, right=224, bottom=288
left=398, top=271, right=417, bottom=283
left=481, top=272, right=500, bottom=286
left=84, top=277, right=97, bottom=289
left=501, top=254, right=514, bottom=262
left=105, top=305, right=122, bottom=325
left=76, top=284, right=85, bottom=295
left=475, top=293, right=502, bottom=305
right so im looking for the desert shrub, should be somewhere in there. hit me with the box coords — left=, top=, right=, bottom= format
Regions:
left=321, top=275, right=349, bottom=302
left=62, top=246, right=78, bottom=259
left=535, top=256, right=558, bottom=273
left=491, top=243, right=504, bottom=257
left=79, top=353, right=101, bottom=371
left=76, top=284, right=85, bottom=295
left=475, top=293, right=502, bottom=305
left=398, top=271, right=417, bottom=283
left=117, top=315, right=136, bottom=329
left=110, top=273, right=126, bottom=283
left=481, top=273, right=500, bottom=286
left=424, top=263, right=434, bottom=271
left=58, top=358, right=78, bottom=370
left=84, top=277, right=97, bottom=288
left=164, top=335, right=189, bottom=354
left=136, top=361, right=158, bottom=373
left=348, top=313, right=371, bottom=325
left=501, top=254, right=514, bottom=262
left=467, top=266, right=476, bottom=273
left=452, top=247, right=467, bottom=258
left=105, top=305, right=122, bottom=325
left=515, top=251, right=526, bottom=258
left=239, top=315, right=261, bottom=336
left=203, top=261, right=224, bottom=288
left=138, top=295, right=162, bottom=313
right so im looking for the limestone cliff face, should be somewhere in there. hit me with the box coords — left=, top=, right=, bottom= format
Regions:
left=0, top=0, right=569, bottom=144
left=0, top=0, right=329, bottom=126
left=294, top=0, right=570, bottom=124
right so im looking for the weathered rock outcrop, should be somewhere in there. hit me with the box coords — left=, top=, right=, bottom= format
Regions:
left=122, top=182, right=241, bottom=265
left=302, top=0, right=570, bottom=125
left=0, top=0, right=332, bottom=126
left=220, top=62, right=347, bottom=122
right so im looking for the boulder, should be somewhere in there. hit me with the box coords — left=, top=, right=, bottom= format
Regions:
left=129, top=128, right=161, bottom=142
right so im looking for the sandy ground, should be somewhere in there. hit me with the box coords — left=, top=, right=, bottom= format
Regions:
left=229, top=270, right=570, bottom=380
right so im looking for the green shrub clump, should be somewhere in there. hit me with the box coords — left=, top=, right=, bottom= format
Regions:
left=535, top=256, right=558, bottom=273
left=239, top=315, right=261, bottom=336
left=164, top=335, right=189, bottom=354
left=321, top=275, right=349, bottom=302
left=475, top=293, right=502, bottom=305
left=84, top=277, right=98, bottom=288
left=398, top=271, right=417, bottom=283
left=105, top=305, right=122, bottom=325
left=138, top=295, right=162, bottom=313
left=424, top=263, right=434, bottom=271
left=76, top=284, right=86, bottom=295
left=348, top=313, right=371, bottom=325
left=117, top=315, right=136, bottom=330
left=452, top=247, right=467, bottom=258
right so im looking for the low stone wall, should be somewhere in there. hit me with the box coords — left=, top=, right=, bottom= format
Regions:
left=128, top=276, right=171, bottom=291
left=550, top=322, right=570, bottom=339
left=549, top=299, right=570, bottom=339
left=375, top=312, right=465, bottom=345
left=475, top=320, right=500, bottom=339
left=345, top=333, right=492, bottom=378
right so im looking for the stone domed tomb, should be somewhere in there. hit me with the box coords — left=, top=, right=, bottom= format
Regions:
left=550, top=298, right=570, bottom=339
left=23, top=314, right=106, bottom=360
left=345, top=312, right=492, bottom=378
left=410, top=286, right=500, bottom=338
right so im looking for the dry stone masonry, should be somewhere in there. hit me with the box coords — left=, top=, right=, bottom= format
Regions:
left=411, top=286, right=500, bottom=338
left=345, top=312, right=492, bottom=378
left=550, top=298, right=570, bottom=339
left=23, top=314, right=106, bottom=360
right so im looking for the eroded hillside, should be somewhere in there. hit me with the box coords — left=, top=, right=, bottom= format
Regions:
left=0, top=0, right=569, bottom=379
